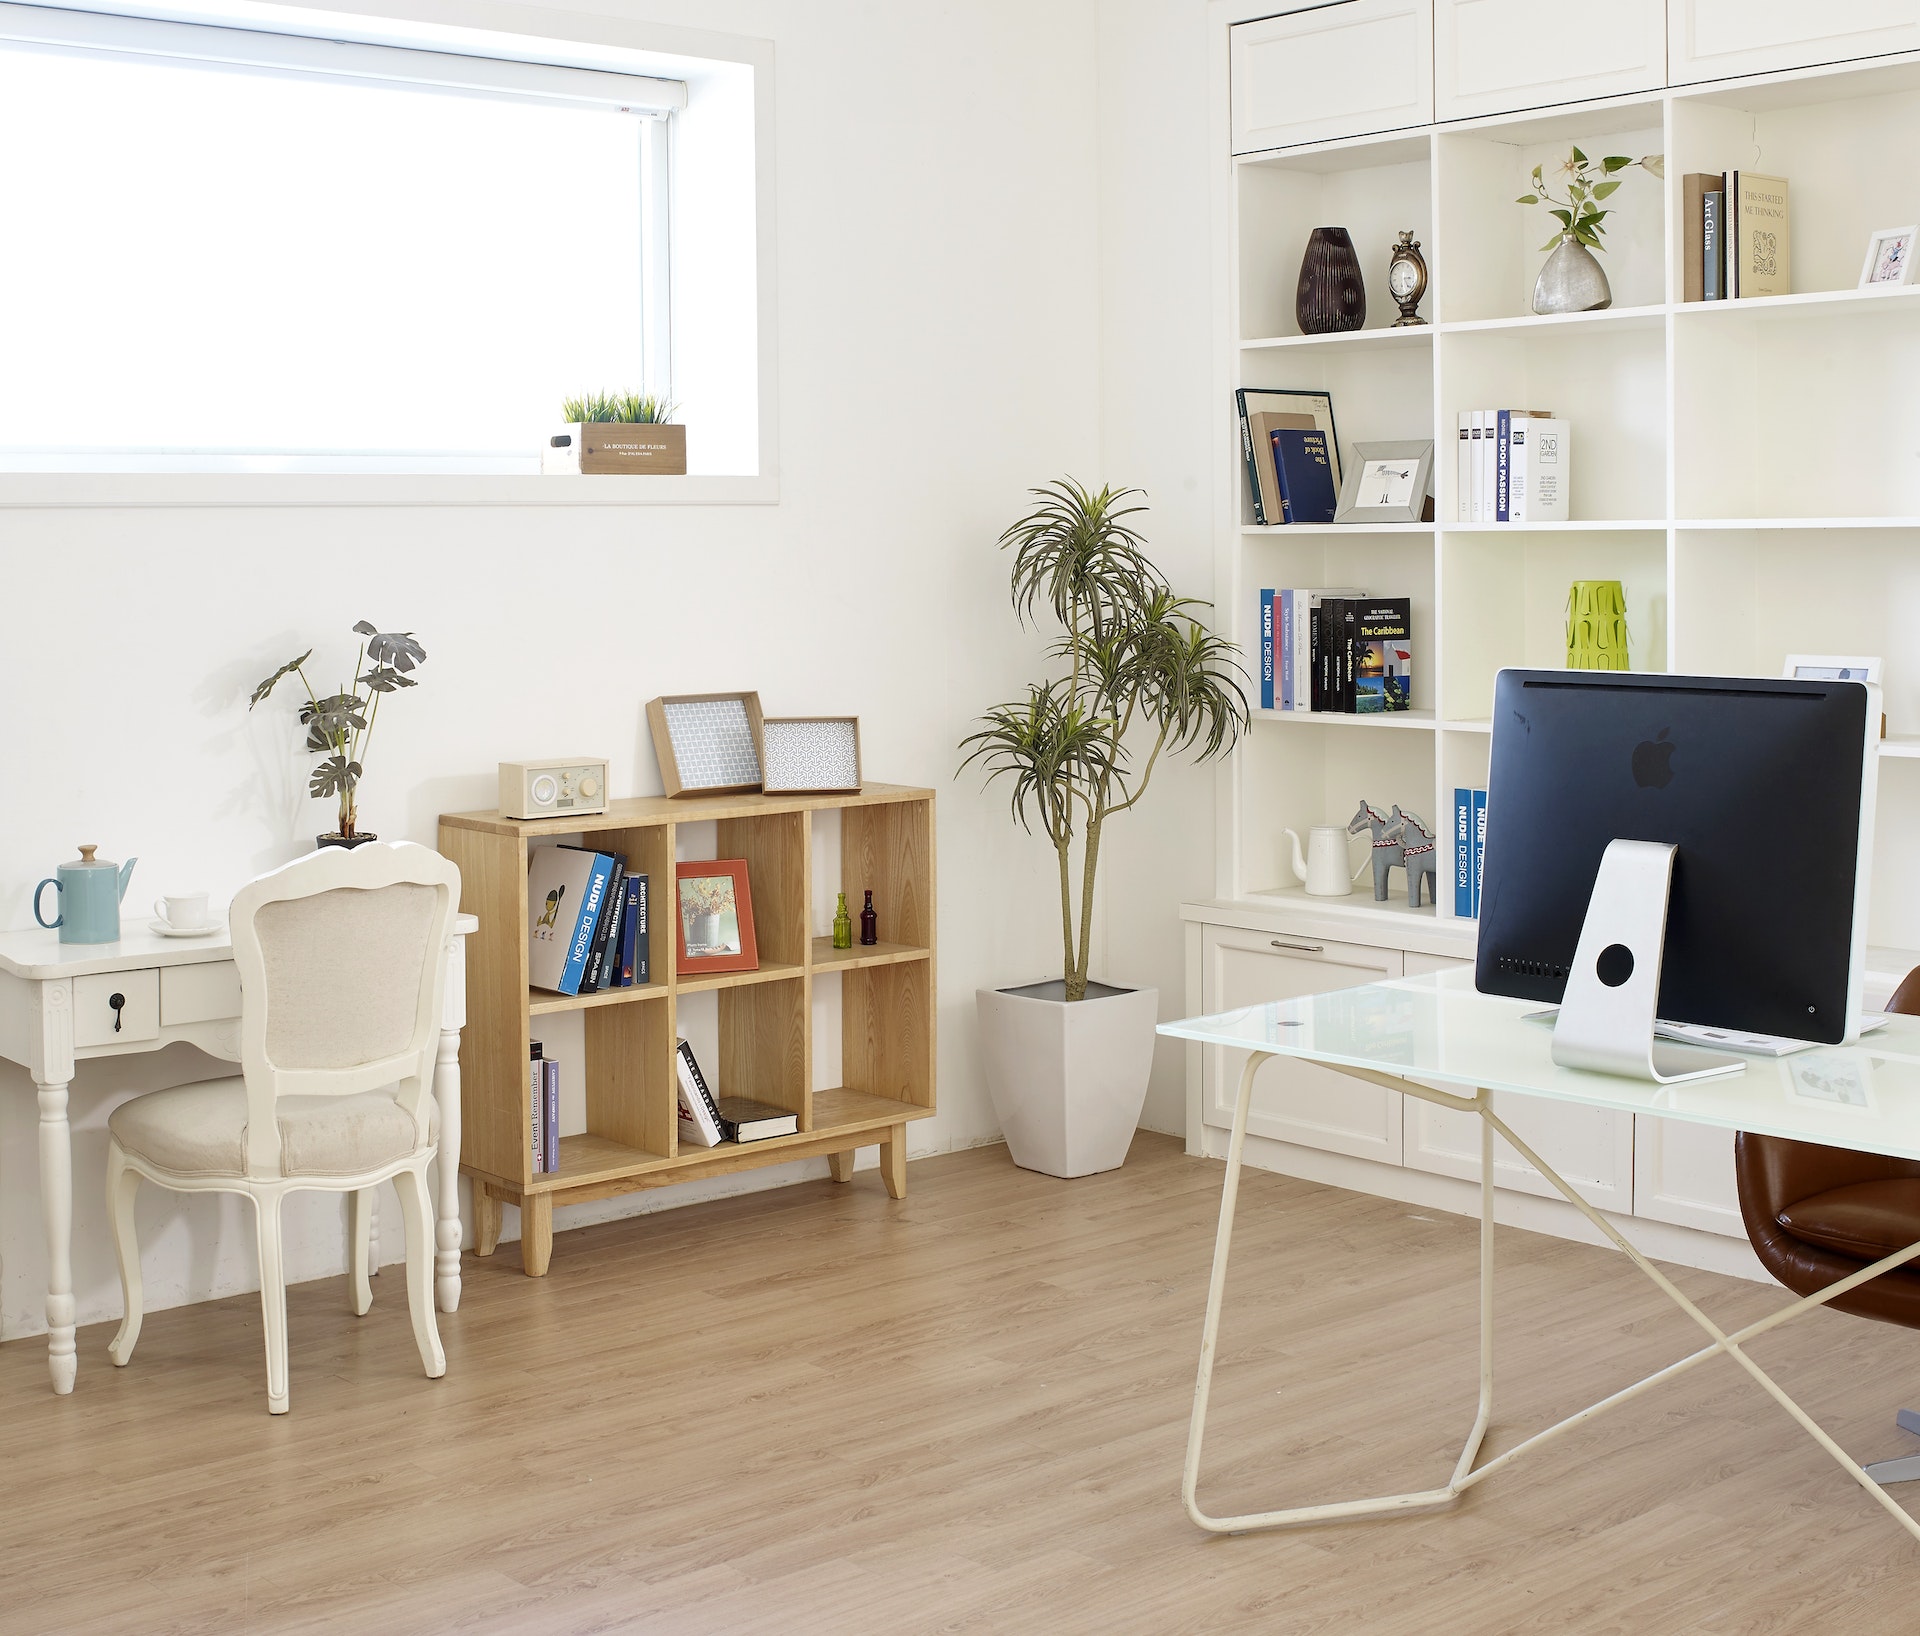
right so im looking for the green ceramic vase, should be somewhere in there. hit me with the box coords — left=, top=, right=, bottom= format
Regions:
left=1566, top=580, right=1629, bottom=670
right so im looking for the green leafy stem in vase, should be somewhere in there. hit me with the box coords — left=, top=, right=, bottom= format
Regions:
left=1517, top=148, right=1663, bottom=253
left=250, top=620, right=428, bottom=839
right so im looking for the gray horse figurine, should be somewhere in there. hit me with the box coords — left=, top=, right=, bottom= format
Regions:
left=1348, top=799, right=1402, bottom=901
left=1385, top=809, right=1439, bottom=909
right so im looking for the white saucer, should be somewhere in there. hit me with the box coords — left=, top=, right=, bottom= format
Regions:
left=148, top=920, right=221, bottom=939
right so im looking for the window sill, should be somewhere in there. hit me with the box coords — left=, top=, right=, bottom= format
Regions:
left=0, top=473, right=779, bottom=508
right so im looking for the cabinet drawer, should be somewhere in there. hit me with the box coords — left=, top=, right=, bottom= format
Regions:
left=1436, top=0, right=1665, bottom=122
left=1201, top=925, right=1403, bottom=1162
left=1231, top=1, right=1433, bottom=153
left=73, top=969, right=159, bottom=1047
left=1670, top=0, right=1920, bottom=85
left=161, top=961, right=241, bottom=1026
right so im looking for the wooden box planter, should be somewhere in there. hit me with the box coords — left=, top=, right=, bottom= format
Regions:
left=543, top=421, right=686, bottom=475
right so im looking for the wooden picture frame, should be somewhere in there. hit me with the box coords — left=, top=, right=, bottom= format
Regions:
left=646, top=692, right=765, bottom=798
left=756, top=716, right=862, bottom=795
left=674, top=858, right=759, bottom=975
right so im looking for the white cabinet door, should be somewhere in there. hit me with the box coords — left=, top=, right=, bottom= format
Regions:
left=1435, top=0, right=1665, bottom=121
left=1231, top=1, right=1434, bottom=154
left=1202, top=926, right=1403, bottom=1162
left=1633, top=1117, right=1745, bottom=1237
left=1669, top=0, right=1920, bottom=85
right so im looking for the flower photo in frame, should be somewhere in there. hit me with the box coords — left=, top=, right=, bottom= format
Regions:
left=674, top=858, right=759, bottom=975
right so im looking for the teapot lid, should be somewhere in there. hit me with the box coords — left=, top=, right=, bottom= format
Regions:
left=68, top=844, right=115, bottom=868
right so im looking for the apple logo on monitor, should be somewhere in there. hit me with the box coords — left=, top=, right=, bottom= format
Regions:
left=1632, top=727, right=1676, bottom=789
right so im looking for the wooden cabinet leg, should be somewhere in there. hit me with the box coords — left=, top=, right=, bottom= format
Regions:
left=880, top=1123, right=907, bottom=1200
left=521, top=1193, right=553, bottom=1277
left=828, top=1149, right=856, bottom=1183
left=473, top=1185, right=502, bottom=1257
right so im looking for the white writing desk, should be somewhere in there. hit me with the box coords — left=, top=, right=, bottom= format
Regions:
left=1162, top=967, right=1920, bottom=1547
left=0, top=913, right=476, bottom=1394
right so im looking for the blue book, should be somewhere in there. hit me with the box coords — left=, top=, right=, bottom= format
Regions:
left=1259, top=589, right=1275, bottom=709
left=616, top=874, right=649, bottom=986
left=1495, top=411, right=1508, bottom=520
left=1279, top=589, right=1295, bottom=710
left=1454, top=789, right=1474, bottom=918
left=527, top=846, right=616, bottom=996
left=1472, top=788, right=1489, bottom=917
left=1269, top=428, right=1338, bottom=524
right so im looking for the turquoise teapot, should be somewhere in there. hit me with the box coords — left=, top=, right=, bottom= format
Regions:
left=35, top=845, right=138, bottom=944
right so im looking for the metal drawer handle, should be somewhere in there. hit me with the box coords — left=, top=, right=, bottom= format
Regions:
left=108, top=992, right=126, bottom=1033
left=1270, top=939, right=1324, bottom=954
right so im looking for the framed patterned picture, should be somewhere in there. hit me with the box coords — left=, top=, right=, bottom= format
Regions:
left=756, top=716, right=862, bottom=795
left=674, top=858, right=759, bottom=975
left=647, top=692, right=765, bottom=797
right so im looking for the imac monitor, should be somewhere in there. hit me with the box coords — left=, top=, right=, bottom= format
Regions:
left=1475, top=670, right=1878, bottom=1048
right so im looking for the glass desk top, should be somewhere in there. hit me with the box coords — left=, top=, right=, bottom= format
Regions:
left=1159, top=966, right=1920, bottom=1162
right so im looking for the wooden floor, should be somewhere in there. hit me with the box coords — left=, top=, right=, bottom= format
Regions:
left=4, top=1134, right=1920, bottom=1634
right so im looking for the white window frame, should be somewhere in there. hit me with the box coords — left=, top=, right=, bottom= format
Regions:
left=0, top=0, right=777, bottom=506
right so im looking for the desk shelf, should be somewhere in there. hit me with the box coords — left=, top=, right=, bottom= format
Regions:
left=440, top=785, right=937, bottom=1275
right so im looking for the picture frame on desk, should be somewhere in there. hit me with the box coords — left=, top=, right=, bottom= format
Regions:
left=1784, top=654, right=1881, bottom=683
left=647, top=692, right=765, bottom=797
left=674, top=858, right=760, bottom=975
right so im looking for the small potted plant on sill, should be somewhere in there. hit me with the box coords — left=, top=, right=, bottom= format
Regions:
left=251, top=620, right=428, bottom=849
left=543, top=391, right=685, bottom=475
left=1517, top=146, right=1662, bottom=314
left=962, top=479, right=1248, bottom=1178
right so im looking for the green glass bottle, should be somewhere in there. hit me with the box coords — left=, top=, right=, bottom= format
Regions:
left=832, top=891, right=853, bottom=950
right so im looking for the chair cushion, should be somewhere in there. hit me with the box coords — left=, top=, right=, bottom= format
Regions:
left=1777, top=1179, right=1920, bottom=1261
left=109, top=1076, right=436, bottom=1179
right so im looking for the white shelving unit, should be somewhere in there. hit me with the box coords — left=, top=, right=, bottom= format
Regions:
left=1189, top=3, right=1920, bottom=1278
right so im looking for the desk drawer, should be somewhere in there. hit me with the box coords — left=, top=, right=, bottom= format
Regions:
left=74, top=970, right=159, bottom=1047
left=160, top=962, right=241, bottom=1026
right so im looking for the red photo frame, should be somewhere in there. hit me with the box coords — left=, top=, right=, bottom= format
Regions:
left=674, top=859, right=759, bottom=975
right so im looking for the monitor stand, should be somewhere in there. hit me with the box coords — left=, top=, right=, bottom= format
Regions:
left=1550, top=839, right=1747, bottom=1085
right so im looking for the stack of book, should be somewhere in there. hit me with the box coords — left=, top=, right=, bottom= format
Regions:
left=1259, top=590, right=1412, bottom=714
left=674, top=1038, right=799, bottom=1148
left=1234, top=387, right=1342, bottom=525
left=529, top=1040, right=560, bottom=1173
left=1454, top=411, right=1567, bottom=524
left=1682, top=171, right=1789, bottom=301
left=526, top=845, right=649, bottom=996
left=1453, top=787, right=1488, bottom=920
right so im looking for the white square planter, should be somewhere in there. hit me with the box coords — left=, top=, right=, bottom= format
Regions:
left=976, top=981, right=1159, bottom=1177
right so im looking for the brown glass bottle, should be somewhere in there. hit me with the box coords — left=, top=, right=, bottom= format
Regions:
left=859, top=889, right=877, bottom=946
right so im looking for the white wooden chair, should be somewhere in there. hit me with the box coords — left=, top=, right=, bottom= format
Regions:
left=104, top=842, right=460, bottom=1413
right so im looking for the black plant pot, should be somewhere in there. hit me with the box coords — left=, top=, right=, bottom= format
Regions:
left=1296, top=226, right=1366, bottom=334
left=318, top=831, right=379, bottom=850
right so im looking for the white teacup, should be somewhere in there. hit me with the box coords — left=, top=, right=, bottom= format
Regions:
left=154, top=893, right=211, bottom=931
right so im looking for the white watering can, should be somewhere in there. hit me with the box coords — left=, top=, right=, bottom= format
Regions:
left=1284, top=826, right=1368, bottom=897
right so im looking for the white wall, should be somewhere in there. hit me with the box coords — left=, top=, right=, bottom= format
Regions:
left=0, top=0, right=1128, bottom=1339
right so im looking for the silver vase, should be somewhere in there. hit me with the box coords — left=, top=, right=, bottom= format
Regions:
left=1532, top=236, right=1611, bottom=315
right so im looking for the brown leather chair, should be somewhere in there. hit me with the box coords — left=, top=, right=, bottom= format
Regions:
left=1735, top=967, right=1920, bottom=1482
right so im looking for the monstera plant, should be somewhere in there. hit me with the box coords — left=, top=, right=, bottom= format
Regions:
left=251, top=619, right=428, bottom=846
left=963, top=479, right=1247, bottom=1177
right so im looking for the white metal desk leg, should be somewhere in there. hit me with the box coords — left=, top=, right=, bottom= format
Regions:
left=1184, top=1049, right=1266, bottom=1530
left=434, top=1023, right=463, bottom=1313
left=1450, top=1098, right=1495, bottom=1487
left=36, top=1078, right=76, bottom=1395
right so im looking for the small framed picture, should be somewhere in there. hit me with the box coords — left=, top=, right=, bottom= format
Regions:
left=674, top=858, right=759, bottom=975
left=1858, top=227, right=1918, bottom=288
left=1784, top=654, right=1881, bottom=683
left=1334, top=440, right=1434, bottom=525
left=758, top=716, right=862, bottom=795
left=647, top=692, right=765, bottom=797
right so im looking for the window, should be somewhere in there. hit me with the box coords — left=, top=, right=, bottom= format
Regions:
left=0, top=5, right=684, bottom=472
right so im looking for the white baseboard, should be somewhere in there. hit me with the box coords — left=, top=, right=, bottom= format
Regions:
left=1195, top=1125, right=1771, bottom=1285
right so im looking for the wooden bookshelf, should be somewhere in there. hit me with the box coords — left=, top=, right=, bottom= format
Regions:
left=439, top=784, right=936, bottom=1275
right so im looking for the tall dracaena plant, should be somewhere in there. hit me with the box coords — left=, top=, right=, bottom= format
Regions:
left=961, top=480, right=1249, bottom=1002
left=250, top=619, right=428, bottom=838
